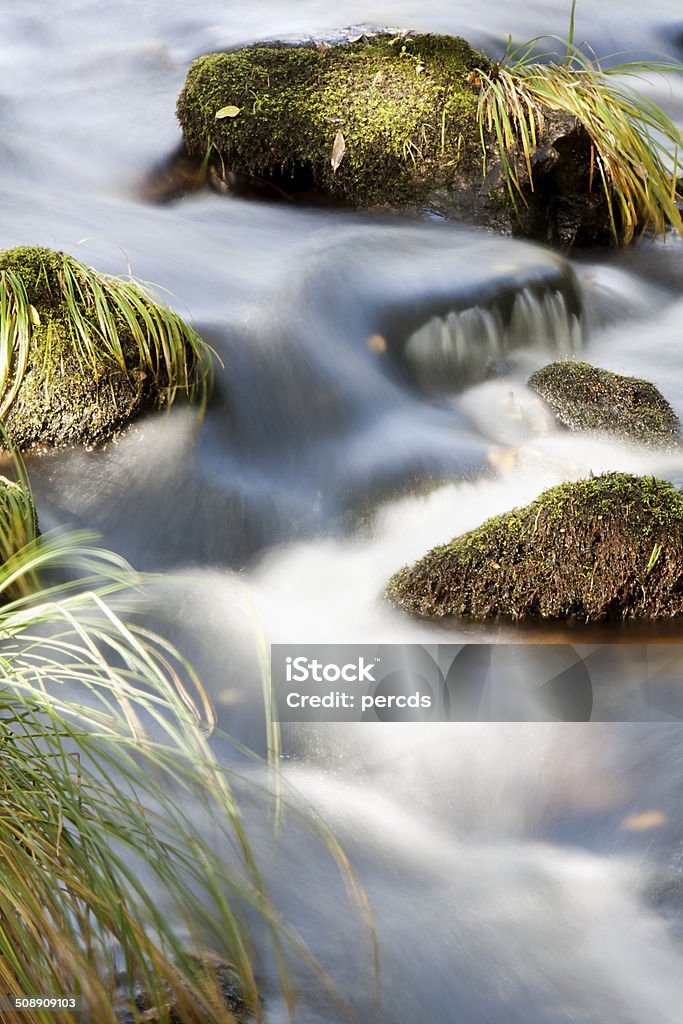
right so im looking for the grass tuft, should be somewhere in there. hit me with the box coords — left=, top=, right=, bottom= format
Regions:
left=475, top=9, right=683, bottom=243
left=0, top=525, right=368, bottom=1023
left=0, top=472, right=38, bottom=597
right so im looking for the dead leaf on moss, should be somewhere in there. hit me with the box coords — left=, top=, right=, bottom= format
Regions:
left=331, top=130, right=346, bottom=172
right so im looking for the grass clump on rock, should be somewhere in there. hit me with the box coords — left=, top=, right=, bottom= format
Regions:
left=528, top=361, right=680, bottom=447
left=387, top=473, right=683, bottom=622
left=476, top=8, right=683, bottom=244
left=0, top=246, right=213, bottom=450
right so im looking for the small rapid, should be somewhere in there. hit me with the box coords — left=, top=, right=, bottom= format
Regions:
left=403, top=287, right=581, bottom=391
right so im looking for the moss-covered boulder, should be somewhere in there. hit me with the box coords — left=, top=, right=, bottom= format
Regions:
left=0, top=246, right=212, bottom=451
left=528, top=361, right=680, bottom=447
left=387, top=474, right=683, bottom=622
left=176, top=33, right=610, bottom=247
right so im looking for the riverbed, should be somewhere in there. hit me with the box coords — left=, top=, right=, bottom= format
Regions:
left=2, top=0, right=683, bottom=1020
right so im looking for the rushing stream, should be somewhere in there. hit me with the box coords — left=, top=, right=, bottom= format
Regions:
left=3, top=0, right=683, bottom=1020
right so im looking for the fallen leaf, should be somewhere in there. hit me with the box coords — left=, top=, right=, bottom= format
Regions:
left=372, top=70, right=384, bottom=87
left=487, top=447, right=519, bottom=473
left=331, top=130, right=346, bottom=172
left=621, top=810, right=667, bottom=832
left=215, top=105, right=241, bottom=119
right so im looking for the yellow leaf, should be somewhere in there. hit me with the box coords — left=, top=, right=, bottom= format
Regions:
left=29, top=304, right=40, bottom=327
left=621, top=810, right=667, bottom=832
left=487, top=447, right=519, bottom=473
left=367, top=333, right=387, bottom=354
left=215, top=105, right=241, bottom=119
left=331, top=130, right=346, bottom=172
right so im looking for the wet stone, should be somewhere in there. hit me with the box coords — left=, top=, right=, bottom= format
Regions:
left=528, top=361, right=680, bottom=448
left=386, top=473, right=683, bottom=623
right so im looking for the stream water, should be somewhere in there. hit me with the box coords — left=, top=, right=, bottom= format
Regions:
left=3, top=0, right=683, bottom=1020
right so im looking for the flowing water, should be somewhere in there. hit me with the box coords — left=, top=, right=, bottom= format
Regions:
left=3, top=0, right=683, bottom=1020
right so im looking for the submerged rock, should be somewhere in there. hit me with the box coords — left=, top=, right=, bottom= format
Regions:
left=528, top=361, right=680, bottom=447
left=387, top=474, right=683, bottom=622
left=176, top=33, right=612, bottom=247
left=0, top=246, right=211, bottom=451
left=121, top=954, right=253, bottom=1024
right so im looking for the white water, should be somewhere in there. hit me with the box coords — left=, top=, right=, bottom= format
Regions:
left=3, top=0, right=683, bottom=1020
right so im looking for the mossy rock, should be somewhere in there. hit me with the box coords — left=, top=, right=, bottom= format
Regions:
left=387, top=474, right=683, bottom=622
left=177, top=34, right=484, bottom=206
left=0, top=246, right=211, bottom=451
left=176, top=33, right=611, bottom=247
left=528, top=361, right=680, bottom=447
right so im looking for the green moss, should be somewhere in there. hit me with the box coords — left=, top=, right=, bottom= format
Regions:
left=386, top=473, right=683, bottom=622
left=0, top=246, right=210, bottom=451
left=528, top=361, right=680, bottom=446
left=176, top=34, right=487, bottom=207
